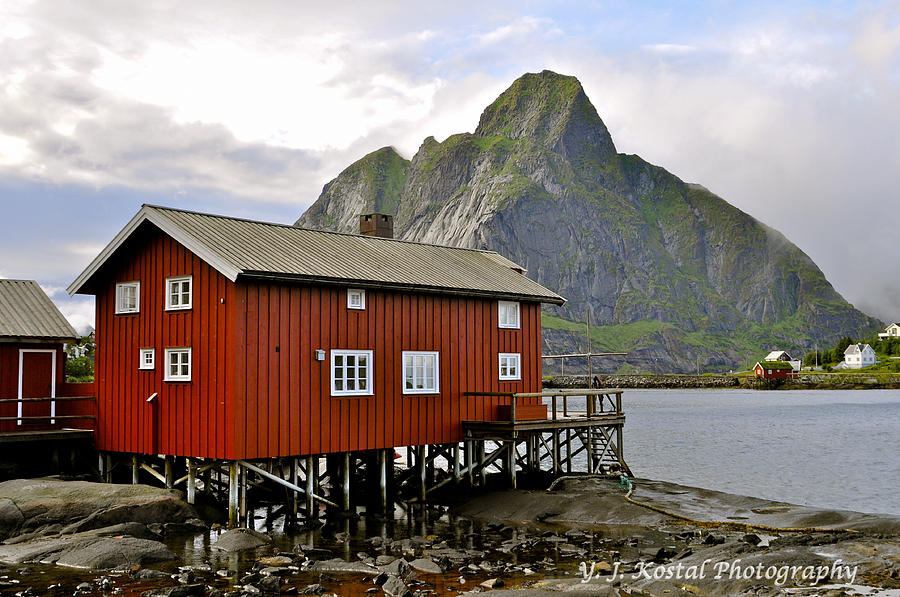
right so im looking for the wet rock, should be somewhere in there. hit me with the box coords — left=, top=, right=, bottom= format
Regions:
left=375, top=555, right=396, bottom=566
left=88, top=522, right=161, bottom=541
left=163, top=519, right=209, bottom=535
left=299, top=584, right=325, bottom=595
left=213, top=528, right=271, bottom=552
left=307, top=558, right=377, bottom=574
left=381, top=574, right=412, bottom=597
left=409, top=557, right=442, bottom=574
left=480, top=578, right=503, bottom=588
left=259, top=556, right=294, bottom=566
left=136, top=569, right=172, bottom=579
left=654, top=546, right=676, bottom=562
left=702, top=533, right=725, bottom=545
left=742, top=533, right=762, bottom=546
left=378, top=557, right=411, bottom=577
left=258, top=575, right=282, bottom=594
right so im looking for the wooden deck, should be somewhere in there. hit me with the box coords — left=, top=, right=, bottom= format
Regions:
left=0, top=428, right=93, bottom=444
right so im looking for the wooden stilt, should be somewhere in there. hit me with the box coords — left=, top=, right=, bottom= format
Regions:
left=164, top=456, right=174, bottom=489
left=465, top=439, right=473, bottom=486
left=104, top=453, right=112, bottom=483
left=240, top=465, right=248, bottom=528
left=186, top=459, right=196, bottom=504
left=507, top=441, right=517, bottom=489
left=228, top=461, right=239, bottom=528
left=416, top=446, right=426, bottom=501
left=342, top=452, right=351, bottom=511
left=379, top=448, right=388, bottom=515
left=132, top=455, right=140, bottom=485
left=453, top=443, right=460, bottom=482
left=478, top=441, right=486, bottom=486
left=289, top=458, right=298, bottom=522
left=306, top=455, right=316, bottom=519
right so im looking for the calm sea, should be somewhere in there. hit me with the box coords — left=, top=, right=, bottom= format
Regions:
left=615, top=389, right=900, bottom=516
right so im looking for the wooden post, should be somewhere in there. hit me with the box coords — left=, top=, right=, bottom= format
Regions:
left=186, top=459, right=196, bottom=504
left=342, top=452, right=351, bottom=512
left=566, top=429, right=572, bottom=474
left=104, top=453, right=112, bottom=483
left=131, top=455, right=140, bottom=485
left=478, top=441, right=486, bottom=486
left=288, top=458, right=298, bottom=522
left=465, top=439, right=473, bottom=486
left=552, top=431, right=561, bottom=474
left=416, top=446, right=426, bottom=502
left=453, top=444, right=460, bottom=482
left=228, top=461, right=239, bottom=528
left=306, top=455, right=317, bottom=519
left=507, top=441, right=517, bottom=489
left=379, top=449, right=388, bottom=515
left=240, top=465, right=248, bottom=528
left=164, top=456, right=174, bottom=489
left=510, top=394, right=517, bottom=422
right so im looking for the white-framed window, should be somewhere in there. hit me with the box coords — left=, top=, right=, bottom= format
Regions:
left=498, top=300, right=520, bottom=329
left=166, top=276, right=192, bottom=310
left=139, top=348, right=155, bottom=370
left=115, top=282, right=140, bottom=314
left=164, top=348, right=191, bottom=382
left=499, top=352, right=521, bottom=380
left=331, top=350, right=373, bottom=396
left=402, top=351, right=439, bottom=394
left=347, top=288, right=366, bottom=310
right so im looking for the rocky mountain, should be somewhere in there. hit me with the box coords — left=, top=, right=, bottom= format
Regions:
left=296, top=70, right=881, bottom=373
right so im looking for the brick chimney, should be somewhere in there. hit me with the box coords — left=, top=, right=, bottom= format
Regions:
left=359, top=213, right=393, bottom=238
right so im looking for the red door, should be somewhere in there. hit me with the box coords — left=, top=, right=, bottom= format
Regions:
left=20, top=351, right=54, bottom=426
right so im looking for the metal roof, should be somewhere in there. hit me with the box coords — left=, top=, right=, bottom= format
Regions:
left=0, top=280, right=78, bottom=342
left=69, top=205, right=566, bottom=304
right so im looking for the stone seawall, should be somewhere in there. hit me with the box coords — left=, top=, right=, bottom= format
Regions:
left=544, top=374, right=740, bottom=389
left=544, top=373, right=900, bottom=390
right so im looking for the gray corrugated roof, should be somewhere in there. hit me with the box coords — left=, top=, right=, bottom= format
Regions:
left=69, top=205, right=566, bottom=304
left=0, top=280, right=78, bottom=341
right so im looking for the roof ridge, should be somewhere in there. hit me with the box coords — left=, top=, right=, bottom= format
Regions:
left=144, top=204, right=506, bottom=257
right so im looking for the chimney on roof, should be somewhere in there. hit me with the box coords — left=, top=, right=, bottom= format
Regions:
left=359, top=213, right=393, bottom=238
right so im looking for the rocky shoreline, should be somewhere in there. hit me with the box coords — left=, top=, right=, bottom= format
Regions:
left=1, top=477, right=898, bottom=596
left=545, top=374, right=900, bottom=390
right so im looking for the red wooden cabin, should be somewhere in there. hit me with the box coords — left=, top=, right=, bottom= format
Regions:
left=68, top=205, right=565, bottom=462
left=0, top=279, right=87, bottom=431
left=753, top=361, right=796, bottom=379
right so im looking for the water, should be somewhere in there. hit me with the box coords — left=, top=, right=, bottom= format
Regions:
left=617, top=388, right=900, bottom=516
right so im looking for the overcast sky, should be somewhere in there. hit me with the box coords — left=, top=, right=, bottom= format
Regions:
left=1, top=0, right=898, bottom=333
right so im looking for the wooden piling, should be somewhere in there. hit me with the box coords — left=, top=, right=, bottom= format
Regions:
left=228, top=461, right=239, bottom=528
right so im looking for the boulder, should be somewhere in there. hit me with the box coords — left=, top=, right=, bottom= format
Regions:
left=306, top=558, right=377, bottom=574
left=0, top=531, right=175, bottom=570
left=212, top=528, right=271, bottom=552
left=408, top=557, right=442, bottom=574
left=381, top=574, right=411, bottom=597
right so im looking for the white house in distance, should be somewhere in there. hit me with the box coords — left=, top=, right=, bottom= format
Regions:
left=843, top=343, right=877, bottom=369
left=878, top=323, right=900, bottom=340
left=764, top=350, right=801, bottom=372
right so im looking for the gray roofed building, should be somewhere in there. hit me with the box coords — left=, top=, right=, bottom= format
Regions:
left=0, top=279, right=78, bottom=342
left=69, top=205, right=566, bottom=304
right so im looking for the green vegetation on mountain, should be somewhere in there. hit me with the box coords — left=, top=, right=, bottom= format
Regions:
left=296, top=70, right=881, bottom=373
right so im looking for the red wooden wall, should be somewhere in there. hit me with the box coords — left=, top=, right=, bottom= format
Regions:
left=93, top=224, right=232, bottom=458
left=0, top=343, right=68, bottom=432
left=92, top=224, right=545, bottom=460
left=231, top=282, right=543, bottom=459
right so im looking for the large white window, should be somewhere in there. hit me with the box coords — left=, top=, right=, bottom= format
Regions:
left=115, top=282, right=140, bottom=314
left=139, top=348, right=155, bottom=370
left=331, top=350, right=373, bottom=396
left=164, top=348, right=191, bottom=382
left=402, top=351, right=439, bottom=394
left=166, top=276, right=192, bottom=310
left=498, top=301, right=520, bottom=329
left=499, top=353, right=521, bottom=380
left=347, top=288, right=366, bottom=310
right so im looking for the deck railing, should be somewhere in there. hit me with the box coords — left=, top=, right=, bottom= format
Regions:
left=465, top=388, right=624, bottom=422
left=0, top=396, right=96, bottom=427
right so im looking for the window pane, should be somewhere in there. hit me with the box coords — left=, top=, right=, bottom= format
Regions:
left=335, top=379, right=343, bottom=391
left=347, top=378, right=356, bottom=391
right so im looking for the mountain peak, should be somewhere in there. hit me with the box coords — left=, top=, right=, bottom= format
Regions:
left=474, top=70, right=617, bottom=161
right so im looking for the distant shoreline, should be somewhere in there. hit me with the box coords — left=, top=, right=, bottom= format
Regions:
left=544, top=373, right=900, bottom=390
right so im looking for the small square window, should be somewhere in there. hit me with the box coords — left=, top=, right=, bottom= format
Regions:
left=347, top=289, right=366, bottom=310
left=499, top=353, right=521, bottom=380
left=115, top=282, right=140, bottom=314
left=331, top=349, right=373, bottom=396
left=164, top=348, right=191, bottom=382
left=166, top=276, right=192, bottom=310
left=498, top=301, right=520, bottom=329
left=139, top=348, right=155, bottom=370
left=402, top=351, right=439, bottom=394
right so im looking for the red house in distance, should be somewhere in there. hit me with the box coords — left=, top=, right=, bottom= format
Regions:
left=68, top=205, right=601, bottom=521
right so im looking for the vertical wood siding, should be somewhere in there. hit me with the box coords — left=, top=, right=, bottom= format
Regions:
left=0, top=343, right=67, bottom=432
left=91, top=226, right=545, bottom=460
left=93, top=225, right=231, bottom=457
left=232, top=282, right=543, bottom=459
